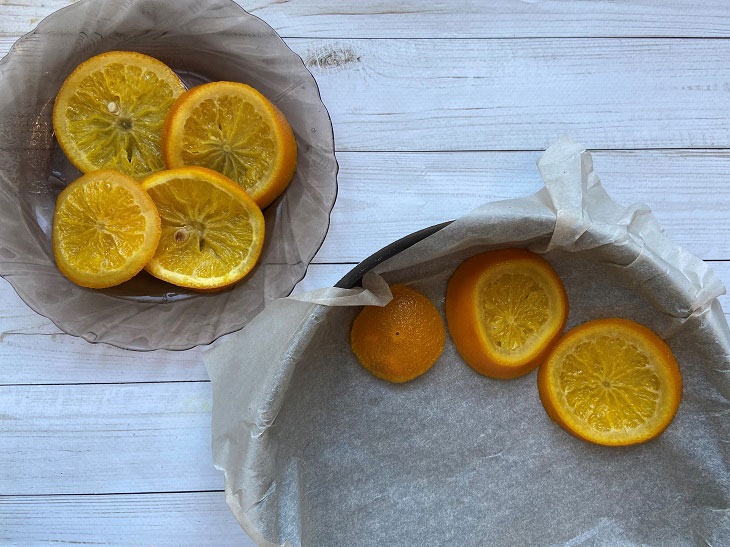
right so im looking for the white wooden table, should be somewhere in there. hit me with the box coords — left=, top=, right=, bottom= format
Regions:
left=3, top=1, right=730, bottom=544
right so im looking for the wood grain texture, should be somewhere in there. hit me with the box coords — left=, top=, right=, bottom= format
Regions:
left=0, top=263, right=351, bottom=385
left=0, top=258, right=727, bottom=386
left=3, top=37, right=730, bottom=150
left=1, top=2, right=730, bottom=545
left=1, top=149, right=729, bottom=271
left=0, top=383, right=221, bottom=495
left=0, top=492, right=253, bottom=546
left=244, top=0, right=730, bottom=38
left=0, top=262, right=350, bottom=336
left=289, top=38, right=730, bottom=151
left=320, top=150, right=730, bottom=262
left=3, top=0, right=730, bottom=39
left=1, top=150, right=727, bottom=289
left=0, top=328, right=207, bottom=383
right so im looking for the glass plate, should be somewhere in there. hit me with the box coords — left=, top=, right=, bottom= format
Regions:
left=0, top=0, right=338, bottom=350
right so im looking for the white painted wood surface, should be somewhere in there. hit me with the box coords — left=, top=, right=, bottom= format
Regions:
left=3, top=1, right=730, bottom=39
left=2, top=1, right=730, bottom=545
left=295, top=38, right=730, bottom=151
left=1, top=493, right=247, bottom=545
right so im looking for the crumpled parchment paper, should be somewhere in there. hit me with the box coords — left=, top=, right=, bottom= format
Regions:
left=205, top=137, right=730, bottom=546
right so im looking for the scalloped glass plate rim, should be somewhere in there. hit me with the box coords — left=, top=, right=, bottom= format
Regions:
left=0, top=0, right=338, bottom=351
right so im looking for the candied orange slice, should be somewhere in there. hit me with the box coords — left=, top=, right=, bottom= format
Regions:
left=52, top=170, right=161, bottom=288
left=161, top=81, right=297, bottom=208
left=350, top=284, right=446, bottom=383
left=140, top=167, right=264, bottom=290
left=53, top=51, right=185, bottom=179
left=446, top=249, right=568, bottom=379
left=538, top=318, right=682, bottom=446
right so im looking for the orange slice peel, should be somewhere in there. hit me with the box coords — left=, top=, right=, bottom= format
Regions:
left=538, top=318, right=682, bottom=446
left=446, top=248, right=568, bottom=379
left=53, top=51, right=185, bottom=179
left=140, top=166, right=265, bottom=290
left=162, top=81, right=297, bottom=209
left=53, top=170, right=161, bottom=288
left=350, top=284, right=446, bottom=383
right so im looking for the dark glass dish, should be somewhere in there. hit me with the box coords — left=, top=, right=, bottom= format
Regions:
left=0, top=0, right=338, bottom=350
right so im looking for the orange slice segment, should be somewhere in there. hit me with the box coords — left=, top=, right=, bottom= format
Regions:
left=53, top=51, right=186, bottom=179
left=350, top=284, right=446, bottom=383
left=140, top=167, right=265, bottom=290
left=161, top=81, right=297, bottom=209
left=538, top=318, right=682, bottom=446
left=52, top=170, right=161, bottom=288
left=446, top=249, right=568, bottom=379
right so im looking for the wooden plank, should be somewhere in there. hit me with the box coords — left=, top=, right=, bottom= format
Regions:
left=245, top=0, right=730, bottom=38
left=0, top=492, right=254, bottom=546
left=4, top=1, right=730, bottom=39
left=3, top=37, right=730, bottom=150
left=0, top=259, right=727, bottom=386
left=0, top=263, right=350, bottom=337
left=289, top=38, right=730, bottom=151
left=0, top=279, right=62, bottom=336
left=0, top=264, right=349, bottom=384
left=317, top=150, right=730, bottom=262
left=0, top=383, right=222, bottom=495
left=294, top=263, right=353, bottom=293
left=4, top=147, right=729, bottom=307
left=3, top=147, right=730, bottom=273
left=0, top=1, right=71, bottom=39
left=0, top=329, right=207, bottom=383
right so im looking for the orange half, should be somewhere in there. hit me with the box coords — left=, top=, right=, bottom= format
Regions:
left=350, top=284, right=446, bottom=383
left=446, top=249, right=568, bottom=379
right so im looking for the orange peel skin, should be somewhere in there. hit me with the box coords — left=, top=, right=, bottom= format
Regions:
left=538, top=318, right=682, bottom=446
left=350, top=284, right=446, bottom=383
left=446, top=248, right=569, bottom=380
